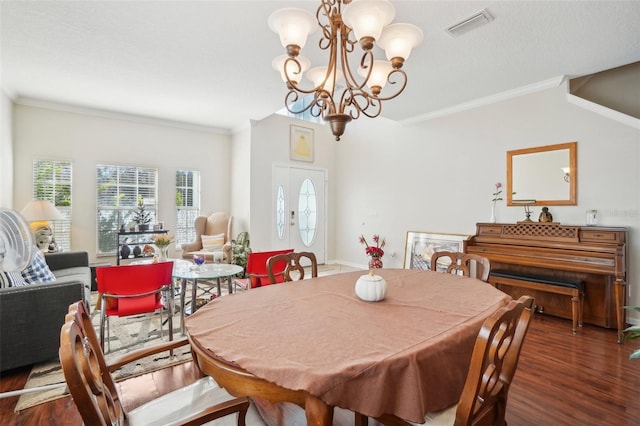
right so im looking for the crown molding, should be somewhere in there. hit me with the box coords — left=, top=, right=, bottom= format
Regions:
left=566, top=93, right=640, bottom=130
left=403, top=76, right=566, bottom=124
left=13, top=97, right=231, bottom=135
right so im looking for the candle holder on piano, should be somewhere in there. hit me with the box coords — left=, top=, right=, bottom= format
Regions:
left=512, top=200, right=537, bottom=223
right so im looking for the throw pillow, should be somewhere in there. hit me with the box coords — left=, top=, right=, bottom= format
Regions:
left=0, top=272, right=8, bottom=288
left=6, top=271, right=29, bottom=287
left=201, top=233, right=225, bottom=252
left=21, top=247, right=57, bottom=285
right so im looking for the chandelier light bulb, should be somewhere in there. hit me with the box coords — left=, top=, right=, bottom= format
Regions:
left=342, top=0, right=395, bottom=48
left=268, top=8, right=317, bottom=56
left=378, top=23, right=424, bottom=67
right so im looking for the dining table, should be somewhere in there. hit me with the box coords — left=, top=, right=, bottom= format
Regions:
left=185, top=268, right=512, bottom=425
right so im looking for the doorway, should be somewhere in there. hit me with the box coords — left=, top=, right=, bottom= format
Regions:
left=271, top=165, right=326, bottom=264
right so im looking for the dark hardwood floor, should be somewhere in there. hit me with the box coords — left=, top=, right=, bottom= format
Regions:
left=1, top=314, right=639, bottom=425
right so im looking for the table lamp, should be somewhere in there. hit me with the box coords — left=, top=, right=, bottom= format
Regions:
left=20, top=200, right=65, bottom=251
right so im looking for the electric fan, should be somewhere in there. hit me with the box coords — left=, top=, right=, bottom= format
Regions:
left=0, top=208, right=34, bottom=273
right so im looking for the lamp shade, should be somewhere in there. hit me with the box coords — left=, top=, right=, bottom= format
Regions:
left=342, top=0, right=395, bottom=43
left=378, top=23, right=424, bottom=62
left=268, top=8, right=317, bottom=51
left=307, top=66, right=344, bottom=92
left=358, top=60, right=393, bottom=90
left=20, top=200, right=64, bottom=222
left=272, top=55, right=311, bottom=84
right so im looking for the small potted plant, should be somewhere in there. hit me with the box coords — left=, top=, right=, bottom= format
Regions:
left=624, top=306, right=640, bottom=360
left=133, top=196, right=151, bottom=231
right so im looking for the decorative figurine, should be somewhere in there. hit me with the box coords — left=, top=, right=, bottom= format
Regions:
left=539, top=207, right=553, bottom=223
left=121, top=237, right=131, bottom=259
left=48, top=238, right=59, bottom=253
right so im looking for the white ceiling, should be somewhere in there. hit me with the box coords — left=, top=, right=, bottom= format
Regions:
left=2, top=1, right=639, bottom=133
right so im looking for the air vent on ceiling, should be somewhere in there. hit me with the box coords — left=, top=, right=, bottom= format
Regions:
left=446, top=9, right=493, bottom=37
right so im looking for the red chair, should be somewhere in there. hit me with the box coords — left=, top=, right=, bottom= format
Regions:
left=97, top=261, right=174, bottom=352
left=233, top=249, right=294, bottom=291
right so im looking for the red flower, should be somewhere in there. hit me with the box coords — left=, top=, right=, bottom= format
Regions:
left=359, top=234, right=386, bottom=258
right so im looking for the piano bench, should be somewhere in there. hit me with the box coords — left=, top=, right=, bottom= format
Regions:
left=489, top=270, right=584, bottom=334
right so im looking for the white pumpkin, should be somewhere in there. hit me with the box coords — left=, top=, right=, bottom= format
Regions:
left=355, top=271, right=387, bottom=302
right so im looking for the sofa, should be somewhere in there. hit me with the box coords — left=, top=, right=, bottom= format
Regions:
left=0, top=251, right=91, bottom=372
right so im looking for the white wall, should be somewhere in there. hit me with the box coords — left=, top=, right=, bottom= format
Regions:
left=0, top=91, right=13, bottom=208
left=13, top=104, right=232, bottom=263
left=230, top=121, right=252, bottom=238
left=9, top=83, right=640, bottom=322
left=334, top=83, right=640, bottom=315
left=248, top=114, right=337, bottom=259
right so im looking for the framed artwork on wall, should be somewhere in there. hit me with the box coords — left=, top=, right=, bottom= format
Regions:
left=403, top=231, right=470, bottom=271
left=290, top=125, right=314, bottom=162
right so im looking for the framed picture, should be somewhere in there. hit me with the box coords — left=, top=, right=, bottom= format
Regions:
left=290, top=125, right=314, bottom=162
left=403, top=231, right=470, bottom=272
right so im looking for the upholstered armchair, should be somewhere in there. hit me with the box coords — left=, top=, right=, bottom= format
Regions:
left=181, top=212, right=233, bottom=263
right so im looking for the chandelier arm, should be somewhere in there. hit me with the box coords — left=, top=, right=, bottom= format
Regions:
left=347, top=91, right=380, bottom=118
left=358, top=98, right=383, bottom=118
left=283, top=57, right=306, bottom=89
left=284, top=91, right=315, bottom=115
left=309, top=100, right=325, bottom=118
left=371, top=69, right=408, bottom=102
left=342, top=94, right=364, bottom=120
left=317, top=0, right=341, bottom=51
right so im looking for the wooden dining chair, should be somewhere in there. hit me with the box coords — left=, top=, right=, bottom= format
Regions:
left=266, top=251, right=318, bottom=284
left=97, top=261, right=174, bottom=352
left=60, top=300, right=265, bottom=426
left=430, top=251, right=491, bottom=282
left=372, top=295, right=535, bottom=426
left=233, top=249, right=294, bottom=291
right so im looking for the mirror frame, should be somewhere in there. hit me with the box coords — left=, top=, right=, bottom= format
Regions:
left=507, top=142, right=577, bottom=206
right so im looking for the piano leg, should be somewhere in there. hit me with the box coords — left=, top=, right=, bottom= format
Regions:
left=614, top=280, right=626, bottom=344
left=570, top=294, right=583, bottom=334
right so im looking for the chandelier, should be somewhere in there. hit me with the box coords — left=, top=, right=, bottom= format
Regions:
left=269, top=0, right=423, bottom=141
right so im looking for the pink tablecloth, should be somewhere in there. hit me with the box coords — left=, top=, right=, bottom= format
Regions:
left=185, top=269, right=511, bottom=423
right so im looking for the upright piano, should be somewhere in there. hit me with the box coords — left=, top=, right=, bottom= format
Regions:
left=466, top=222, right=627, bottom=342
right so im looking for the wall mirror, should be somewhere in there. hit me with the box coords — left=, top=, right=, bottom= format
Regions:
left=507, top=142, right=577, bottom=206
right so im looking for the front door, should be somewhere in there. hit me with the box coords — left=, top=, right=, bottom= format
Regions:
left=272, top=165, right=326, bottom=264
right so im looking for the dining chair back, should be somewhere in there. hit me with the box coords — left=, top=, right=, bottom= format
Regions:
left=430, top=251, right=491, bottom=282
left=453, top=295, right=534, bottom=425
left=373, top=295, right=534, bottom=426
left=97, top=261, right=174, bottom=352
left=60, top=301, right=259, bottom=426
left=234, top=249, right=294, bottom=290
left=267, top=251, right=318, bottom=284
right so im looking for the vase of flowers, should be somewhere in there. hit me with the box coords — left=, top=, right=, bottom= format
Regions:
left=153, top=234, right=173, bottom=262
left=359, top=234, right=386, bottom=269
left=491, top=182, right=503, bottom=223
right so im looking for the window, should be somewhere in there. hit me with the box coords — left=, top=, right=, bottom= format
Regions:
left=276, top=94, right=323, bottom=124
left=276, top=185, right=286, bottom=239
left=32, top=160, right=72, bottom=250
left=297, top=178, right=317, bottom=246
left=175, top=170, right=200, bottom=248
left=96, top=165, right=157, bottom=254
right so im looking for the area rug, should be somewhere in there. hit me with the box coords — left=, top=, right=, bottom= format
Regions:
left=14, top=303, right=189, bottom=412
